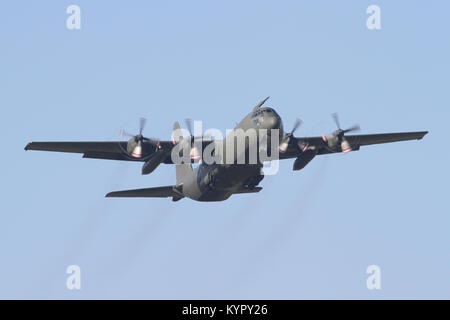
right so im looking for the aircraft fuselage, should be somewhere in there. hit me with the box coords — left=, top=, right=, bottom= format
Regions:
left=180, top=107, right=284, bottom=201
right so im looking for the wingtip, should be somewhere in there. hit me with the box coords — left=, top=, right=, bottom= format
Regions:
left=419, top=131, right=429, bottom=140
left=105, top=191, right=122, bottom=198
left=24, top=142, right=31, bottom=151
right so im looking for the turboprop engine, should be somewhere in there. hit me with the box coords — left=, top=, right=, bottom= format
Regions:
left=120, top=118, right=151, bottom=159
left=322, top=113, right=360, bottom=153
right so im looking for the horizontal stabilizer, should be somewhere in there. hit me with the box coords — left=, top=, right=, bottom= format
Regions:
left=234, top=186, right=263, bottom=194
left=106, top=185, right=179, bottom=198
left=25, top=141, right=126, bottom=153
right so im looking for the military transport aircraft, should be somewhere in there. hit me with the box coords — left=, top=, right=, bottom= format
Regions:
left=25, top=97, right=428, bottom=202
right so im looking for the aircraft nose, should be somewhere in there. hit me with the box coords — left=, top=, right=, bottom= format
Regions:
left=263, top=113, right=281, bottom=130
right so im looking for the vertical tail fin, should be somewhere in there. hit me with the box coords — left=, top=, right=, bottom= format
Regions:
left=173, top=121, right=193, bottom=184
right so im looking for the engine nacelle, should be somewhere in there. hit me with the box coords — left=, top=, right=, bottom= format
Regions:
left=141, top=150, right=167, bottom=175
left=126, top=138, right=145, bottom=158
left=293, top=149, right=317, bottom=171
left=322, top=133, right=339, bottom=149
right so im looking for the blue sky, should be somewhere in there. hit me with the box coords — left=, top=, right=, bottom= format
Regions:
left=1, top=1, right=449, bottom=299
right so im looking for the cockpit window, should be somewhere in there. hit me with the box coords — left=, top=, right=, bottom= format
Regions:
left=252, top=108, right=272, bottom=118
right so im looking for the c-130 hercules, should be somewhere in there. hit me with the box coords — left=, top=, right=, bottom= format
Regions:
left=25, top=97, right=427, bottom=202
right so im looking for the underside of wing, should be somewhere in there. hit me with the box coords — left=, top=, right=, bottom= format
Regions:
left=24, top=141, right=126, bottom=153
left=24, top=141, right=172, bottom=162
left=105, top=186, right=179, bottom=198
left=24, top=140, right=212, bottom=164
left=281, top=131, right=428, bottom=158
left=345, top=131, right=428, bottom=147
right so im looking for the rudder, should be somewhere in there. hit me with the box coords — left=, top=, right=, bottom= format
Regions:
left=173, top=121, right=193, bottom=184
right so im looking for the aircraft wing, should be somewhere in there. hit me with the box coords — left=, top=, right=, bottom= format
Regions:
left=344, top=131, right=429, bottom=148
left=25, top=131, right=428, bottom=161
left=24, top=140, right=216, bottom=163
left=24, top=140, right=174, bottom=162
left=281, top=131, right=428, bottom=158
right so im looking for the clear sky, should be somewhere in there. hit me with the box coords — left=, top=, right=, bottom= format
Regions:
left=1, top=1, right=449, bottom=299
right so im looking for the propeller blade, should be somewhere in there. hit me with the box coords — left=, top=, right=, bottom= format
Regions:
left=291, top=118, right=302, bottom=134
left=184, top=118, right=193, bottom=137
left=331, top=113, right=341, bottom=129
left=343, top=124, right=360, bottom=133
left=142, top=136, right=158, bottom=142
left=139, top=117, right=146, bottom=135
left=120, top=129, right=135, bottom=138
left=279, top=119, right=303, bottom=153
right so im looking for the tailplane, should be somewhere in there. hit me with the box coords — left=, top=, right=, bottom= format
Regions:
left=106, top=185, right=185, bottom=202
left=106, top=186, right=178, bottom=198
left=105, top=121, right=192, bottom=202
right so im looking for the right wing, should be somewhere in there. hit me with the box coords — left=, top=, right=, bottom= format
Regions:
left=24, top=141, right=173, bottom=162
left=24, top=140, right=214, bottom=163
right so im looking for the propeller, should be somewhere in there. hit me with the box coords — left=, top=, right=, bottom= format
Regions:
left=322, top=113, right=360, bottom=152
left=172, top=118, right=213, bottom=161
left=279, top=118, right=305, bottom=153
left=183, top=118, right=202, bottom=160
left=184, top=118, right=194, bottom=140
left=120, top=117, right=153, bottom=158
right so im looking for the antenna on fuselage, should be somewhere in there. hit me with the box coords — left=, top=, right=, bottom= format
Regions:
left=252, top=96, right=270, bottom=112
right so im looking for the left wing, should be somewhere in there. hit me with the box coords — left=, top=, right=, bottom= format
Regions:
left=344, top=131, right=428, bottom=148
left=280, top=131, right=428, bottom=159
